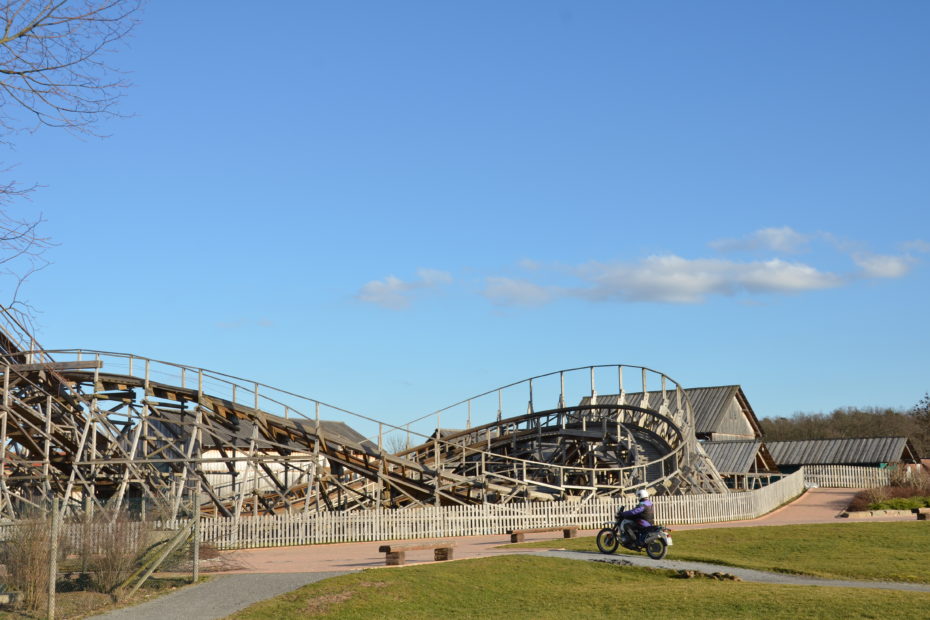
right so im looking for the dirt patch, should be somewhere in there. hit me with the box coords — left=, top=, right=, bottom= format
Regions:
left=302, top=581, right=388, bottom=615
left=0, top=590, right=113, bottom=619
left=674, top=569, right=741, bottom=581
left=162, top=546, right=245, bottom=573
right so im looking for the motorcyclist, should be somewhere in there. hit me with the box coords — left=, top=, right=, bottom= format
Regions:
left=620, top=488, right=654, bottom=545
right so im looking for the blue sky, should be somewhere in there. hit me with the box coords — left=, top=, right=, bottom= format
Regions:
left=5, top=1, right=929, bottom=428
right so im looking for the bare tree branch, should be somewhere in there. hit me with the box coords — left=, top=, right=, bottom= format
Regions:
left=0, top=0, right=143, bottom=136
left=0, top=1, right=141, bottom=315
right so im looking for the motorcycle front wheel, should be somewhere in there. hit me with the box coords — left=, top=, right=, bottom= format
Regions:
left=645, top=537, right=667, bottom=560
left=596, top=528, right=620, bottom=554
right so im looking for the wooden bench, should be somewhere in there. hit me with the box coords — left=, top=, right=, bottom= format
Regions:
left=377, top=540, right=455, bottom=566
left=506, top=526, right=579, bottom=543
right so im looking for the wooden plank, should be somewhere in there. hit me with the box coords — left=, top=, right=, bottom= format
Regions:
left=4, top=360, right=103, bottom=373
left=378, top=540, right=454, bottom=554
left=507, top=526, right=578, bottom=535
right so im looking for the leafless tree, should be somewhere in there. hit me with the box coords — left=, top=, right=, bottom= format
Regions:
left=0, top=1, right=142, bottom=319
left=0, top=178, right=49, bottom=321
left=0, top=0, right=143, bottom=135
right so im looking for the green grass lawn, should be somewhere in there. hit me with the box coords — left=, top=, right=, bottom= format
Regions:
left=513, top=521, right=930, bottom=583
left=226, top=555, right=930, bottom=620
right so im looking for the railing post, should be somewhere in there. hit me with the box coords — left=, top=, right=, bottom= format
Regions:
left=192, top=491, right=200, bottom=583
left=590, top=367, right=597, bottom=405
left=527, top=379, right=534, bottom=415
left=48, top=497, right=59, bottom=620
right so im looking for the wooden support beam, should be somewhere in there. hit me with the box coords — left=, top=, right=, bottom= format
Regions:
left=3, top=360, right=103, bottom=373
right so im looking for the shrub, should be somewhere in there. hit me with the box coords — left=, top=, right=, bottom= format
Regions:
left=890, top=466, right=930, bottom=493
left=78, top=508, right=151, bottom=598
left=868, top=496, right=930, bottom=511
left=0, top=514, right=60, bottom=612
left=847, top=469, right=930, bottom=511
left=846, top=491, right=872, bottom=512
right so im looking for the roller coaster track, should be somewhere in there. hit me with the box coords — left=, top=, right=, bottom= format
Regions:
left=0, top=311, right=726, bottom=520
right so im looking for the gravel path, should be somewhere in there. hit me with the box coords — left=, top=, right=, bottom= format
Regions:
left=537, top=550, right=930, bottom=592
left=87, top=572, right=347, bottom=620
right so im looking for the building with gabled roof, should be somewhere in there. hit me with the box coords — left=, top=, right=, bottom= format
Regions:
left=700, top=439, right=779, bottom=489
left=767, top=437, right=920, bottom=470
left=582, top=385, right=763, bottom=441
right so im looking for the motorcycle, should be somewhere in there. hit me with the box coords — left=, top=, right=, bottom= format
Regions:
left=596, top=506, right=673, bottom=560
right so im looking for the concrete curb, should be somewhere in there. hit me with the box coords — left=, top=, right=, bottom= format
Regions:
left=842, top=509, right=922, bottom=519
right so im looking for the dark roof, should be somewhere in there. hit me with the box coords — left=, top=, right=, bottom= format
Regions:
left=153, top=407, right=375, bottom=452
left=686, top=386, right=761, bottom=436
left=286, top=418, right=373, bottom=447
left=702, top=440, right=763, bottom=473
left=431, top=428, right=465, bottom=439
left=580, top=385, right=762, bottom=437
left=767, top=437, right=920, bottom=466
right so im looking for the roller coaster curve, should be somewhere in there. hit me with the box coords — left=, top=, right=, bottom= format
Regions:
left=0, top=310, right=726, bottom=519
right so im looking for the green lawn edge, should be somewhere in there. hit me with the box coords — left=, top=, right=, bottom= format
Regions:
left=225, top=555, right=930, bottom=620
left=505, top=521, right=930, bottom=584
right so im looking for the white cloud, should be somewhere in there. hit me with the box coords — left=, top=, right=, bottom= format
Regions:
left=357, top=268, right=452, bottom=309
left=711, top=226, right=811, bottom=254
left=851, top=253, right=914, bottom=279
left=575, top=255, right=843, bottom=304
left=482, top=277, right=560, bottom=306
left=415, top=268, right=453, bottom=286
left=900, top=239, right=930, bottom=253
left=482, top=254, right=848, bottom=306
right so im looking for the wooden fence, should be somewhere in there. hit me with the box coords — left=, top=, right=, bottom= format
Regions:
left=801, top=464, right=893, bottom=488
left=198, top=469, right=806, bottom=549
left=0, top=519, right=178, bottom=553
left=0, top=465, right=896, bottom=550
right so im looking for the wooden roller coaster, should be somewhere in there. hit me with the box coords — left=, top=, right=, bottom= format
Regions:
left=0, top=307, right=726, bottom=520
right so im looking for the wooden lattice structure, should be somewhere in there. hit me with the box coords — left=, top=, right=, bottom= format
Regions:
left=0, top=308, right=726, bottom=520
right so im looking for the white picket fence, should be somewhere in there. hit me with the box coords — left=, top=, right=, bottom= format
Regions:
left=801, top=465, right=893, bottom=488
left=0, top=464, right=895, bottom=550
left=198, top=469, right=806, bottom=549
left=0, top=518, right=180, bottom=551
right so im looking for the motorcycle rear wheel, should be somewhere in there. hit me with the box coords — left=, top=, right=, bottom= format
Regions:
left=596, top=528, right=620, bottom=554
left=645, top=537, right=667, bottom=560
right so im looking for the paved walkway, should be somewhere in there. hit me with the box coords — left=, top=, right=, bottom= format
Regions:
left=87, top=488, right=923, bottom=619
left=89, top=572, right=347, bottom=620
left=539, top=550, right=930, bottom=592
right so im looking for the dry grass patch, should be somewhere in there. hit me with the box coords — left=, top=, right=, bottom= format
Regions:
left=302, top=582, right=388, bottom=615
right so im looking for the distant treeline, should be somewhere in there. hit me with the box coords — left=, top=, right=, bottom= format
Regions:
left=759, top=393, right=930, bottom=458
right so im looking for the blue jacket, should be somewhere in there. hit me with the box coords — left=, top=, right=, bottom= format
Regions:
left=622, top=499, right=654, bottom=527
